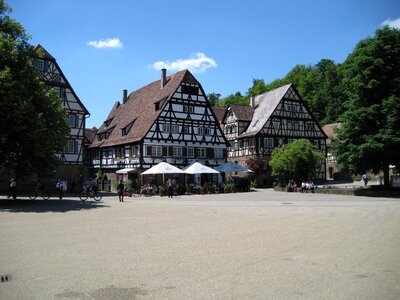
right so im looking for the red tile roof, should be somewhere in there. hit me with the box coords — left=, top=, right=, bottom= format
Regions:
left=230, top=104, right=253, bottom=121
left=89, top=69, right=197, bottom=148
left=212, top=107, right=226, bottom=125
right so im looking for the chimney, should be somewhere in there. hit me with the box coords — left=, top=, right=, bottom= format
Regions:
left=123, top=89, right=128, bottom=104
left=250, top=96, right=255, bottom=108
left=161, top=68, right=167, bottom=89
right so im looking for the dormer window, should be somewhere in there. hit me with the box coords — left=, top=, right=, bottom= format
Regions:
left=104, top=118, right=113, bottom=127
left=121, top=119, right=135, bottom=136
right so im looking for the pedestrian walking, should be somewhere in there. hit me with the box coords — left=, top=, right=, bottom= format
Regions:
left=117, top=180, right=125, bottom=202
left=8, top=178, right=17, bottom=200
left=56, top=179, right=64, bottom=199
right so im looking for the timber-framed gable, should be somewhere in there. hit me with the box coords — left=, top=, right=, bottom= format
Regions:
left=87, top=69, right=228, bottom=181
left=33, top=45, right=90, bottom=184
left=223, top=84, right=327, bottom=186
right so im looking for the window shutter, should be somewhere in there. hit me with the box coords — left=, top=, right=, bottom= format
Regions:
left=182, top=148, right=187, bottom=157
left=75, top=115, right=79, bottom=128
left=223, top=149, right=227, bottom=158
left=168, top=146, right=173, bottom=157
left=163, top=146, right=168, bottom=157
left=147, top=146, right=152, bottom=156
left=207, top=148, right=213, bottom=158
left=74, top=140, right=78, bottom=154
left=194, top=148, right=197, bottom=158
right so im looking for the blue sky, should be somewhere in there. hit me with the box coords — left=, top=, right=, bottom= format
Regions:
left=7, top=0, right=400, bottom=128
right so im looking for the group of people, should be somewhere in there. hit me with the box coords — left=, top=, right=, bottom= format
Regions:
left=287, top=179, right=315, bottom=193
left=301, top=181, right=315, bottom=193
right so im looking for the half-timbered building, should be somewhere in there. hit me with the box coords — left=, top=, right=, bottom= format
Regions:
left=33, top=45, right=90, bottom=185
left=87, top=69, right=228, bottom=184
left=222, top=84, right=327, bottom=186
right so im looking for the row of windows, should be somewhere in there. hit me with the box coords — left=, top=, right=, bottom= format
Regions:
left=224, top=124, right=237, bottom=134
left=162, top=124, right=213, bottom=135
left=270, top=119, right=314, bottom=131
left=151, top=146, right=223, bottom=159
left=229, top=138, right=323, bottom=150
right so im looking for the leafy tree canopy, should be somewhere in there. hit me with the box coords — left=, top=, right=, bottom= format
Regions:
left=270, top=139, right=325, bottom=184
left=0, top=0, right=69, bottom=178
left=333, top=27, right=400, bottom=187
left=206, top=92, right=221, bottom=107
left=215, top=91, right=249, bottom=108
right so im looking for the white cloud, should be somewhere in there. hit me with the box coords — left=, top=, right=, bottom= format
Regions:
left=150, top=53, right=217, bottom=73
left=87, top=38, right=123, bottom=49
left=381, top=17, right=400, bottom=29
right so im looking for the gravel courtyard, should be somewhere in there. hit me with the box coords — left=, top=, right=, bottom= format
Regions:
left=1, top=189, right=399, bottom=299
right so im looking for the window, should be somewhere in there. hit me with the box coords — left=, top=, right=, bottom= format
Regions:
left=163, top=124, right=170, bottom=133
left=205, top=127, right=212, bottom=135
left=287, top=121, right=293, bottom=130
left=197, top=148, right=206, bottom=158
left=183, top=125, right=190, bottom=134
left=64, top=140, right=76, bottom=154
left=198, top=127, right=204, bottom=135
left=214, top=148, right=223, bottom=159
left=68, top=115, right=76, bottom=128
left=273, top=119, right=280, bottom=130
left=264, top=137, right=274, bottom=148
left=183, top=105, right=194, bottom=113
left=181, top=85, right=199, bottom=95
left=305, top=122, right=314, bottom=131
left=187, top=147, right=195, bottom=158
left=122, top=121, right=134, bottom=136
left=313, top=140, right=319, bottom=149
left=173, top=147, right=182, bottom=157
left=34, top=59, right=44, bottom=71
left=152, top=146, right=162, bottom=157
left=172, top=125, right=179, bottom=134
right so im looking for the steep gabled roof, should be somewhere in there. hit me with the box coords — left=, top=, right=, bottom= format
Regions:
left=212, top=107, right=226, bottom=125
left=85, top=127, right=97, bottom=145
left=230, top=104, right=253, bottom=121
left=33, top=44, right=90, bottom=116
left=322, top=123, right=341, bottom=146
left=239, top=84, right=292, bottom=138
left=34, top=44, right=55, bottom=60
left=90, top=69, right=193, bottom=148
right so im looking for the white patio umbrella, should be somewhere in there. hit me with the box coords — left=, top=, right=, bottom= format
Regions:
left=141, top=162, right=185, bottom=183
left=215, top=161, right=252, bottom=173
left=183, top=162, right=220, bottom=174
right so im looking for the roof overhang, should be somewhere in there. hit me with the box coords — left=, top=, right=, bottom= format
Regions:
left=116, top=168, right=140, bottom=174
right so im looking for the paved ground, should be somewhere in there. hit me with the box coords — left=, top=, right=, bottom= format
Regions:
left=0, top=189, right=399, bottom=299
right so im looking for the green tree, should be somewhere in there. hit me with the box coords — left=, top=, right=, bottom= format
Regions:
left=0, top=0, right=69, bottom=178
left=207, top=92, right=221, bottom=107
left=215, top=91, right=249, bottom=108
left=333, top=27, right=400, bottom=188
left=270, top=139, right=325, bottom=184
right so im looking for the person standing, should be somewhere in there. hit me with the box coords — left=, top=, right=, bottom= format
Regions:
left=166, top=179, right=173, bottom=198
left=8, top=178, right=17, bottom=200
left=56, top=179, right=63, bottom=199
left=362, top=173, right=369, bottom=186
left=117, top=180, right=125, bottom=202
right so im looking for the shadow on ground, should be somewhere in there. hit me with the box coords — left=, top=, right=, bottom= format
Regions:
left=0, top=198, right=110, bottom=213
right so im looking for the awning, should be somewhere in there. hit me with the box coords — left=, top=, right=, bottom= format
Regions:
left=116, top=168, right=139, bottom=174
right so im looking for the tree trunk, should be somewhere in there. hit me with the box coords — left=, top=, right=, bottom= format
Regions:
left=383, top=164, right=390, bottom=189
